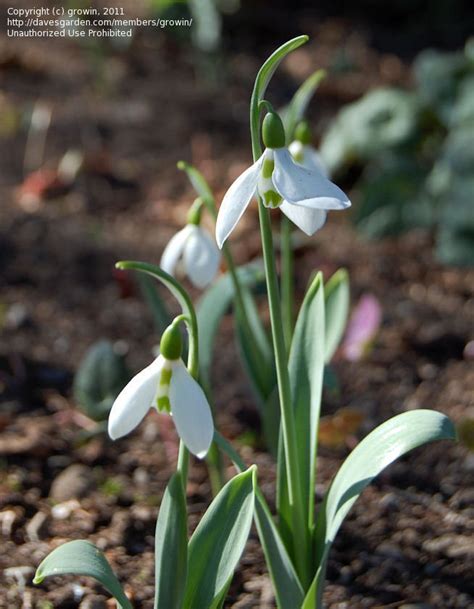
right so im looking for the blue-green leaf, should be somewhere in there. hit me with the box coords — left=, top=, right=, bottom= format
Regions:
left=324, top=269, right=350, bottom=363
left=234, top=285, right=275, bottom=406
left=137, top=273, right=172, bottom=335
left=73, top=340, right=131, bottom=421
left=278, top=272, right=325, bottom=557
left=213, top=432, right=304, bottom=609
left=283, top=69, right=326, bottom=142
left=306, top=410, right=457, bottom=608
left=33, top=540, right=132, bottom=609
left=183, top=467, right=256, bottom=609
left=196, top=262, right=264, bottom=393
left=154, top=472, right=187, bottom=609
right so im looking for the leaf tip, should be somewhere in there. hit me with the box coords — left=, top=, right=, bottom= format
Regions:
left=32, top=573, right=43, bottom=585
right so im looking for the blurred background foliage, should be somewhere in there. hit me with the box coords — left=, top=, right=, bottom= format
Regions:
left=320, top=41, right=474, bottom=266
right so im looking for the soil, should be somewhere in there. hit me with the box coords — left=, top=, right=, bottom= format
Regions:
left=1, top=6, right=473, bottom=609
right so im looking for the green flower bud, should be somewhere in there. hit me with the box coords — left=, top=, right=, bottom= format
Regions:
left=294, top=120, right=312, bottom=145
left=186, top=198, right=203, bottom=226
left=160, top=323, right=183, bottom=360
left=262, top=112, right=286, bottom=149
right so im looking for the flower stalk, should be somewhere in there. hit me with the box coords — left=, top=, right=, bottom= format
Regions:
left=250, top=94, right=311, bottom=585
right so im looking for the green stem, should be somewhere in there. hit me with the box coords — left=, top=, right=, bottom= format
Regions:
left=249, top=129, right=309, bottom=588
left=281, top=215, right=294, bottom=351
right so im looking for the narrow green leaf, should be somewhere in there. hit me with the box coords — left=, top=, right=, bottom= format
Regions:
left=33, top=540, right=132, bottom=609
left=283, top=69, right=326, bottom=142
left=137, top=274, right=172, bottom=335
left=309, top=410, right=456, bottom=607
left=213, top=432, right=304, bottom=609
left=324, top=269, right=350, bottom=363
left=255, top=495, right=305, bottom=609
left=278, top=272, right=325, bottom=556
left=196, top=262, right=264, bottom=393
left=234, top=285, right=275, bottom=406
left=154, top=472, right=187, bottom=609
left=183, top=467, right=256, bottom=609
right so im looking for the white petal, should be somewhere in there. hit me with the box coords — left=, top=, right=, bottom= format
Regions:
left=289, top=141, right=329, bottom=177
left=183, top=227, right=221, bottom=288
left=108, top=356, right=163, bottom=440
left=169, top=360, right=214, bottom=458
left=273, top=148, right=350, bottom=210
left=215, top=158, right=262, bottom=248
left=280, top=201, right=327, bottom=236
left=160, top=226, right=194, bottom=276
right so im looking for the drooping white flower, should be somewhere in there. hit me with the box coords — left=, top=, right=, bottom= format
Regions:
left=108, top=323, right=214, bottom=459
left=161, top=223, right=220, bottom=289
left=289, top=140, right=328, bottom=177
left=216, top=112, right=351, bottom=248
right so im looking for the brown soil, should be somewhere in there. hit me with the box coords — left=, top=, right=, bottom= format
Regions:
left=1, top=7, right=473, bottom=609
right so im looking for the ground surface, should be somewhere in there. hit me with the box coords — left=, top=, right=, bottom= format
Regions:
left=1, top=6, right=473, bottom=609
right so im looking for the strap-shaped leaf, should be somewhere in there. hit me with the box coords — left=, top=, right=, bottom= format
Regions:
left=214, top=432, right=304, bottom=609
left=154, top=472, right=187, bottom=609
left=283, top=69, right=326, bottom=142
left=33, top=540, right=132, bottom=609
left=278, top=272, right=325, bottom=558
left=234, top=284, right=275, bottom=406
left=137, top=273, right=172, bottom=335
left=306, top=410, right=456, bottom=608
left=183, top=466, right=256, bottom=609
left=324, top=269, right=350, bottom=363
left=196, top=261, right=264, bottom=393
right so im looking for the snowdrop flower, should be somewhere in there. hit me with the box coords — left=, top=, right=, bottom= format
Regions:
left=161, top=201, right=221, bottom=288
left=289, top=121, right=329, bottom=177
left=216, top=111, right=351, bottom=248
left=108, top=321, right=214, bottom=459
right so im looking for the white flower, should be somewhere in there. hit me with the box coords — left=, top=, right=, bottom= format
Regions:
left=108, top=354, right=214, bottom=459
left=289, top=140, right=328, bottom=177
left=216, top=112, right=351, bottom=248
left=161, top=224, right=221, bottom=288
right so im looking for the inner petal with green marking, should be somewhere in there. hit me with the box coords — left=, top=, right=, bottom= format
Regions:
left=156, top=364, right=172, bottom=413
left=257, top=150, right=283, bottom=209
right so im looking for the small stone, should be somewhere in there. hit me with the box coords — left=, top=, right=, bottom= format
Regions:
left=79, top=594, right=107, bottom=609
left=25, top=511, right=48, bottom=541
left=49, top=464, right=94, bottom=502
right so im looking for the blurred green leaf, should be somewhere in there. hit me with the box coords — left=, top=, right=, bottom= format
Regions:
left=196, top=261, right=264, bottom=393
left=138, top=274, right=172, bottom=335
left=73, top=341, right=131, bottom=421
left=283, top=69, right=326, bottom=142
left=34, top=540, right=132, bottom=609
left=324, top=269, right=350, bottom=363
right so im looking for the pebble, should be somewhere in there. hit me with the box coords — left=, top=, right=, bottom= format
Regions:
left=49, top=464, right=94, bottom=502
left=79, top=594, right=107, bottom=609
left=25, top=511, right=48, bottom=542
